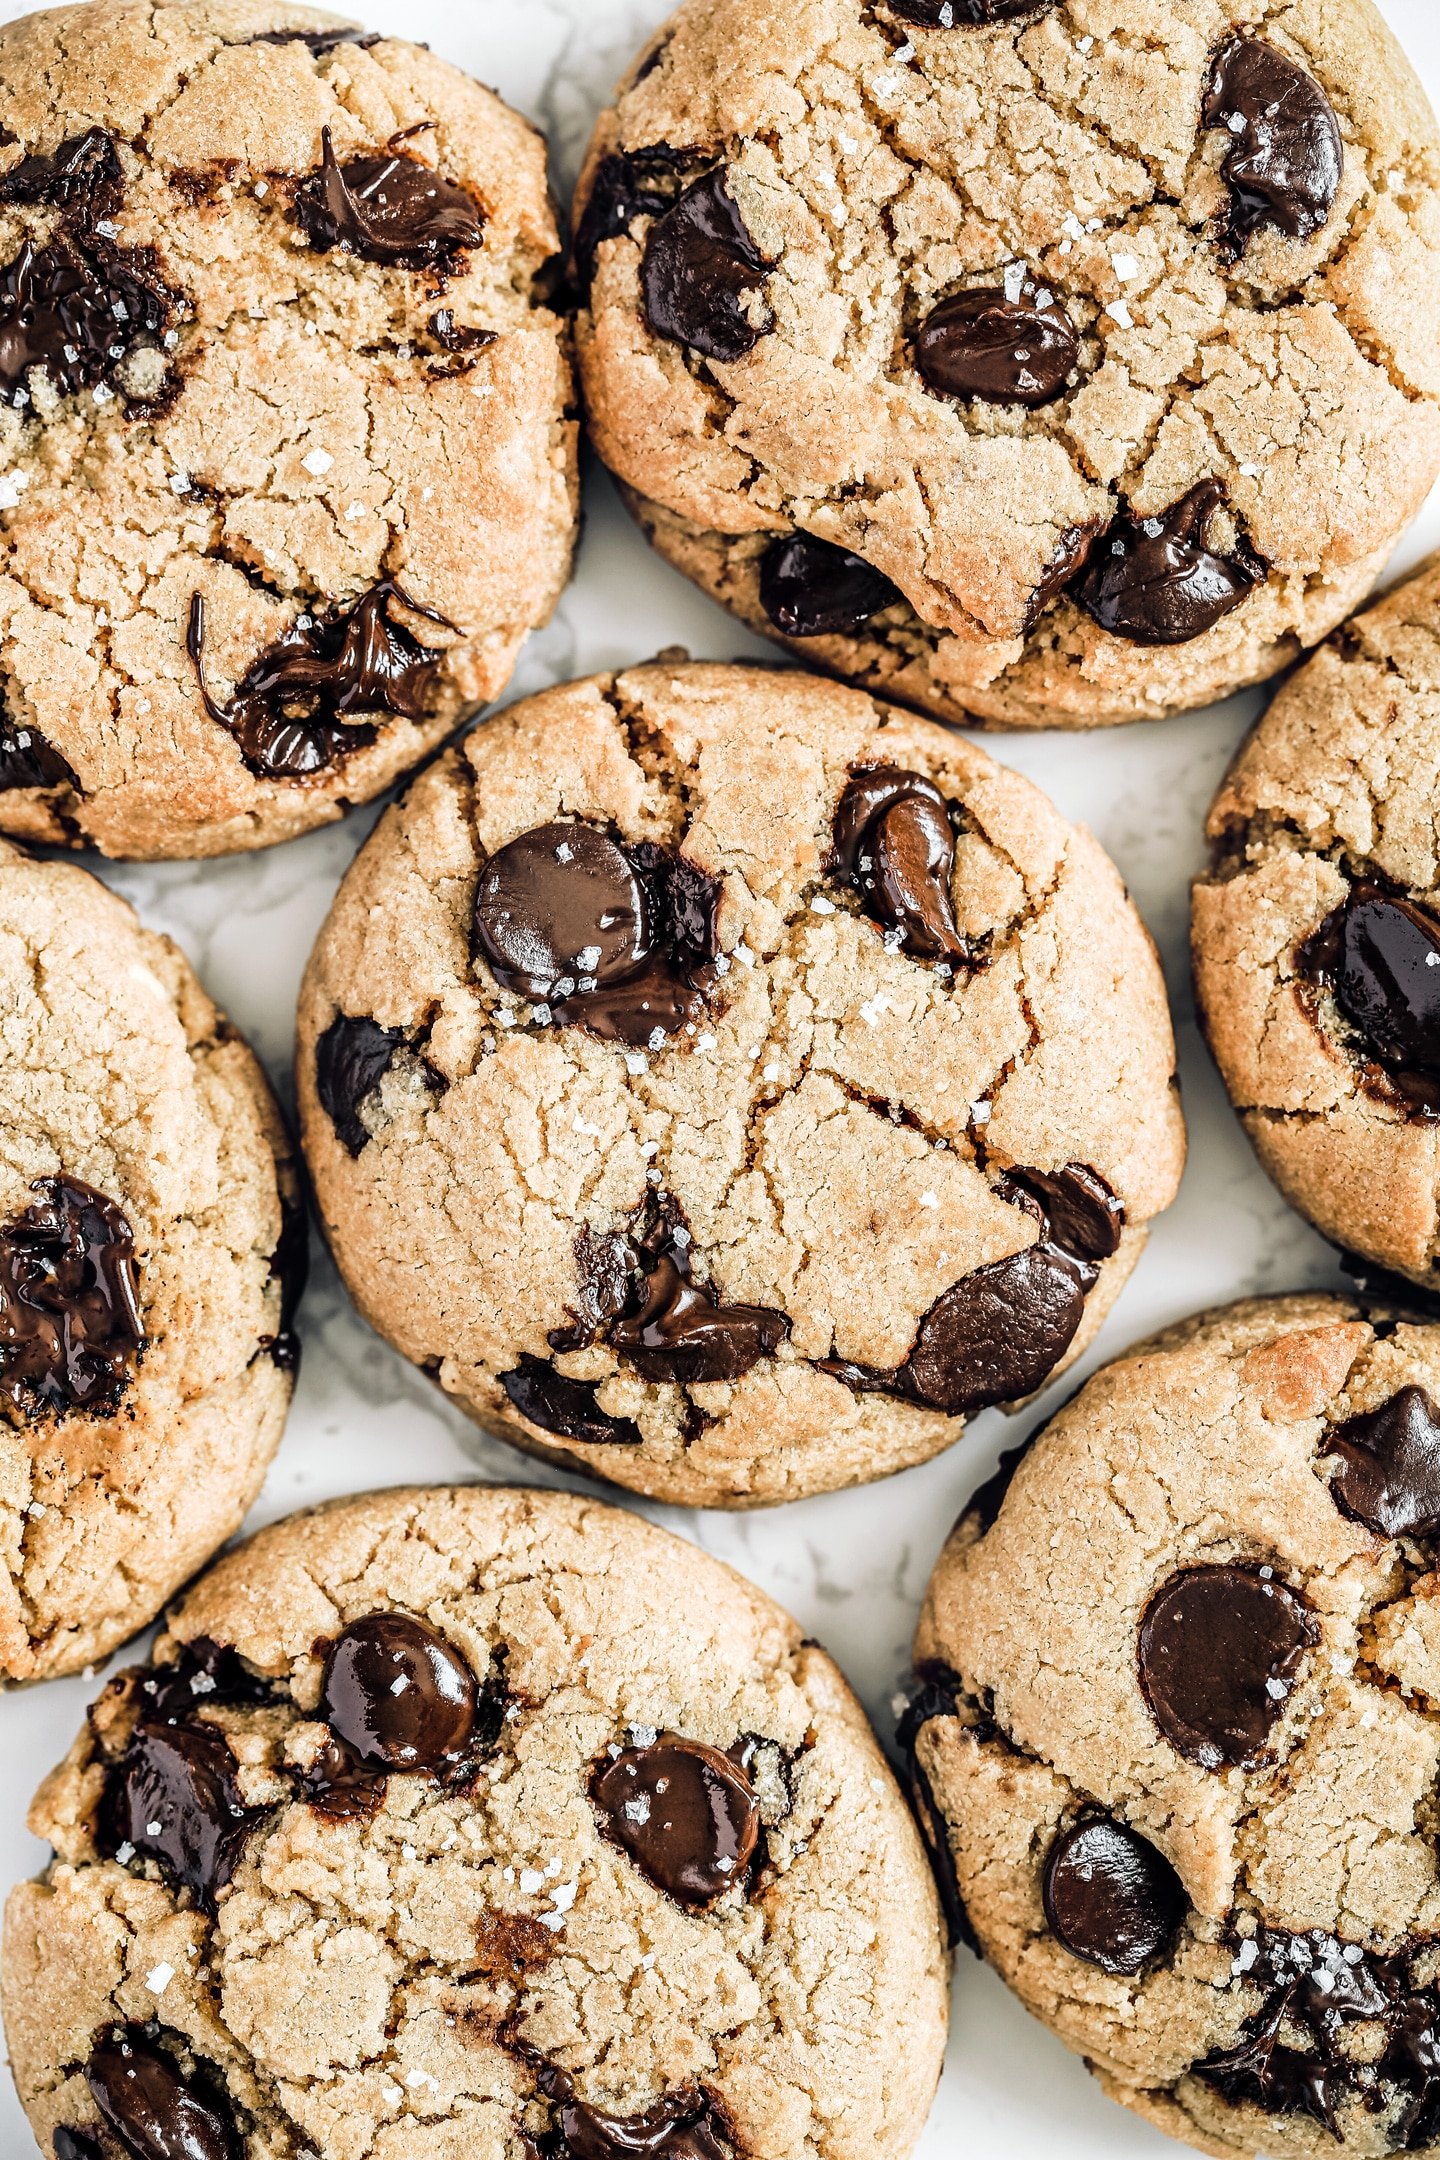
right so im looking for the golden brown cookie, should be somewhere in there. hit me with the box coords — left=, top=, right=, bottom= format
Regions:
left=296, top=658, right=1185, bottom=1506
left=0, top=839, right=298, bottom=1683
left=0, top=0, right=576, bottom=857
left=910, top=1293, right=1440, bottom=2159
left=574, top=0, right=1440, bottom=727
left=4, top=1484, right=947, bottom=2158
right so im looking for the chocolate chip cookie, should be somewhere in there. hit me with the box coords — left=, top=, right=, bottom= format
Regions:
left=3, top=1483, right=948, bottom=2158
left=575, top=0, right=1440, bottom=728
left=0, top=839, right=299, bottom=1683
left=907, top=1292, right=1440, bottom=2158
left=1194, top=555, right=1440, bottom=1294
left=0, top=0, right=575, bottom=858
left=295, top=659, right=1185, bottom=1506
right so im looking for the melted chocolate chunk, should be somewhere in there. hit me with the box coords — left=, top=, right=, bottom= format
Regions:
left=294, top=125, right=483, bottom=268
left=1075, top=481, right=1265, bottom=645
left=1042, top=1816, right=1187, bottom=1975
left=1197, top=1926, right=1440, bottom=2142
left=1297, top=885, right=1440, bottom=1116
left=607, top=1221, right=789, bottom=1385
left=499, top=1353, right=643, bottom=1447
left=758, top=532, right=902, bottom=638
left=299, top=1734, right=388, bottom=1823
left=429, top=307, right=495, bottom=355
left=472, top=821, right=721, bottom=1047
left=0, top=230, right=176, bottom=410
left=538, top=2069, right=731, bottom=2160
left=187, top=581, right=450, bottom=779
left=891, top=0, right=1056, bottom=18
left=99, top=1721, right=264, bottom=1911
left=548, top=1225, right=632, bottom=1353
left=319, top=1612, right=480, bottom=1774
left=641, top=168, right=773, bottom=363
left=574, top=145, right=691, bottom=289
left=86, top=2029, right=239, bottom=2160
left=0, top=128, right=121, bottom=210
left=1325, top=1386, right=1440, bottom=1541
left=1203, top=36, right=1342, bottom=260
left=1138, top=1564, right=1317, bottom=1770
left=0, top=1175, right=144, bottom=1420
left=831, top=766, right=969, bottom=965
left=314, top=1014, right=406, bottom=1155
left=896, top=1669, right=976, bottom=1951
left=1024, top=521, right=1098, bottom=630
left=135, top=1635, right=273, bottom=1725
left=250, top=25, right=380, bottom=50
left=916, top=284, right=1078, bottom=406
left=593, top=1735, right=760, bottom=1906
left=0, top=717, right=77, bottom=791
left=1008, top=1162, right=1125, bottom=1262
left=52, top=2132, right=104, bottom=2160
left=960, top=1436, right=1036, bottom=1537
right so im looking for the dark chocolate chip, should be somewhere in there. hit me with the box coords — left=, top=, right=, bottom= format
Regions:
left=428, top=307, right=495, bottom=354
left=472, top=821, right=721, bottom=1048
left=0, top=128, right=121, bottom=211
left=187, top=580, right=451, bottom=779
left=916, top=283, right=1078, bottom=406
left=52, top=2131, right=104, bottom=2160
left=1138, top=1564, right=1317, bottom=1770
left=294, top=125, right=483, bottom=268
left=959, top=1436, right=1036, bottom=1537
left=1042, top=1815, right=1188, bottom=1975
left=0, top=717, right=77, bottom=792
left=1024, top=521, right=1099, bottom=630
left=136, top=1636, right=273, bottom=1725
left=250, top=25, right=380, bottom=50
left=592, top=1735, right=760, bottom=1906
left=319, top=1612, right=479, bottom=1773
left=86, top=2029, right=239, bottom=2160
left=607, top=1223, right=789, bottom=1385
left=831, top=766, right=969, bottom=965
left=0, top=1175, right=144, bottom=1419
left=547, top=1225, right=632, bottom=1354
left=1008, top=1163, right=1125, bottom=1262
left=758, top=532, right=902, bottom=638
left=903, top=1242, right=1090, bottom=1414
left=1297, top=885, right=1440, bottom=1116
left=896, top=1670, right=977, bottom=1951
left=298, top=1734, right=389, bottom=1823
left=99, top=1720, right=264, bottom=1911
left=538, top=2068, right=731, bottom=2160
left=1075, top=480, right=1265, bottom=645
left=1203, top=36, right=1342, bottom=260
left=574, top=145, right=691, bottom=289
left=0, top=229, right=177, bottom=410
left=641, top=168, right=773, bottom=363
left=314, top=1014, right=407, bottom=1156
left=499, top=1353, right=643, bottom=1447
left=1325, top=1386, right=1440, bottom=1541
left=891, top=0, right=1057, bottom=18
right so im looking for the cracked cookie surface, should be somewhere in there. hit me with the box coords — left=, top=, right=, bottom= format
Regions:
left=0, top=838, right=297, bottom=1683
left=295, top=658, right=1185, bottom=1507
left=575, top=0, right=1440, bottom=729
left=2, top=1482, right=948, bottom=2158
left=910, top=1293, right=1440, bottom=2159
left=1194, top=553, right=1440, bottom=1292
left=0, top=0, right=576, bottom=858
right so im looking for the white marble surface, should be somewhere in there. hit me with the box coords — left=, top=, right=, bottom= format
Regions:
left=2, top=1, right=1439, bottom=2152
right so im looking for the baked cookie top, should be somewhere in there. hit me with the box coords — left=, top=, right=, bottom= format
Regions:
left=0, top=839, right=297, bottom=1682
left=0, top=0, right=576, bottom=858
left=910, top=1294, right=1440, bottom=2160
left=1194, top=553, right=1440, bottom=1291
left=296, top=659, right=1185, bottom=1507
left=574, top=0, right=1440, bottom=727
left=4, top=1484, right=947, bottom=2159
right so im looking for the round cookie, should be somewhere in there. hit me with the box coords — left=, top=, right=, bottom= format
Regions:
left=1194, top=554, right=1440, bottom=1294
left=0, top=0, right=575, bottom=859
left=909, top=1292, right=1440, bottom=2160
left=0, top=839, right=299, bottom=1682
left=3, top=1483, right=948, bottom=2159
left=296, top=658, right=1185, bottom=1506
left=573, top=0, right=1440, bottom=729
